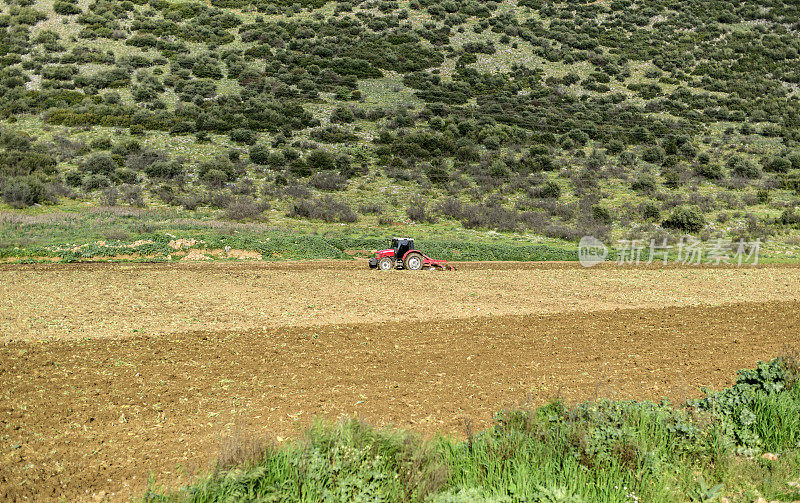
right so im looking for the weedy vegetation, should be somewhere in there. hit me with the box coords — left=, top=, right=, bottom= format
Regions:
left=144, top=354, right=800, bottom=502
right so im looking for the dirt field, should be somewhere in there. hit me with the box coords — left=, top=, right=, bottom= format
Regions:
left=1, top=261, right=800, bottom=502
left=3, top=261, right=800, bottom=342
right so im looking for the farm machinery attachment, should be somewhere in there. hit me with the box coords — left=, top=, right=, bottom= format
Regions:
left=368, top=237, right=456, bottom=271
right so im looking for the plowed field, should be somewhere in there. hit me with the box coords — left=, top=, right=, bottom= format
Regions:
left=1, top=262, right=799, bottom=501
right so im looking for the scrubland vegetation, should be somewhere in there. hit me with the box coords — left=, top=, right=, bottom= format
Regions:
left=2, top=0, right=800, bottom=255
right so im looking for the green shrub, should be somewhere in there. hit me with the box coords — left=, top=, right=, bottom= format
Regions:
left=289, top=158, right=311, bottom=177
left=266, top=151, right=286, bottom=169
left=696, top=163, right=724, bottom=180
left=198, top=156, right=239, bottom=184
left=310, top=125, right=358, bottom=143
left=591, top=204, right=612, bottom=224
left=90, top=137, right=112, bottom=150
left=763, top=156, right=791, bottom=174
left=64, top=170, right=82, bottom=187
left=249, top=144, right=271, bottom=165
left=779, top=209, right=800, bottom=227
left=192, top=54, right=224, bottom=79
left=537, top=181, right=561, bottom=199
left=41, top=64, right=78, bottom=81
left=641, top=145, right=665, bottom=164
left=82, top=153, right=117, bottom=175
left=113, top=167, right=137, bottom=184
left=605, top=139, right=624, bottom=155
left=662, top=205, right=706, bottom=233
left=691, top=356, right=800, bottom=452
left=0, top=149, right=58, bottom=177
left=788, top=152, right=800, bottom=170
left=330, top=105, right=355, bottom=124
left=727, top=156, right=761, bottom=179
left=1, top=176, right=47, bottom=208
left=631, top=173, right=658, bottom=194
left=640, top=201, right=661, bottom=220
left=82, top=173, right=111, bottom=190
left=144, top=160, right=184, bottom=180
left=201, top=169, right=229, bottom=187
left=53, top=0, right=81, bottom=15
left=306, top=149, right=336, bottom=171
left=229, top=128, right=257, bottom=145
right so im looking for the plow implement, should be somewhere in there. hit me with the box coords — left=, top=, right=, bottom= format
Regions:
left=418, top=253, right=456, bottom=271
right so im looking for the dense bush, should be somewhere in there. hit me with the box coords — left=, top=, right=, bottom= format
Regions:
left=53, top=0, right=81, bottom=15
left=305, top=149, right=336, bottom=172
left=288, top=195, right=357, bottom=222
left=696, top=163, right=724, bottom=180
left=641, top=145, right=665, bottom=164
left=228, top=128, right=257, bottom=145
left=198, top=156, right=240, bottom=185
left=763, top=156, right=791, bottom=174
left=728, top=156, right=761, bottom=179
left=144, top=160, right=184, bottom=180
left=631, top=173, right=658, bottom=194
left=662, top=205, right=706, bottom=233
left=1, top=176, right=49, bottom=208
left=249, top=144, right=271, bottom=165
left=330, top=106, right=355, bottom=124
left=310, top=126, right=358, bottom=143
left=82, top=153, right=118, bottom=175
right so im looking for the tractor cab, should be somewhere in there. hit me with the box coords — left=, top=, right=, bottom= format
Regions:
left=389, top=237, right=413, bottom=259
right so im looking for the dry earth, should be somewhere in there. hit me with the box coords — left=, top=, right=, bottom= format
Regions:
left=1, top=261, right=800, bottom=501
left=2, top=261, right=800, bottom=342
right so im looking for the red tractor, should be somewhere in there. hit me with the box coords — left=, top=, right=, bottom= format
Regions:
left=368, top=237, right=455, bottom=271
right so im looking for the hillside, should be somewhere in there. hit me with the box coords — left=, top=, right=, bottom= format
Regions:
left=2, top=0, right=800, bottom=255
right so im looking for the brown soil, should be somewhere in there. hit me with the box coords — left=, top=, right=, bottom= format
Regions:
left=2, top=261, right=800, bottom=342
left=1, top=262, right=799, bottom=502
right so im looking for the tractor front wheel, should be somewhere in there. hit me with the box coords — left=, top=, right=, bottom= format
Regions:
left=378, top=257, right=395, bottom=270
left=405, top=253, right=423, bottom=271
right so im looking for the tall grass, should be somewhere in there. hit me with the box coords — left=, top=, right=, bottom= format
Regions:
left=145, top=356, right=800, bottom=503
left=752, top=384, right=800, bottom=452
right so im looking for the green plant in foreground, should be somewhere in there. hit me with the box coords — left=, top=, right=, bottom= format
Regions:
left=687, top=476, right=723, bottom=502
left=690, top=355, right=800, bottom=454
left=146, top=356, right=800, bottom=503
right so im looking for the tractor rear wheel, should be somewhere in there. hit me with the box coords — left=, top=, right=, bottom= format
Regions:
left=378, top=257, right=394, bottom=270
left=405, top=253, right=423, bottom=271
